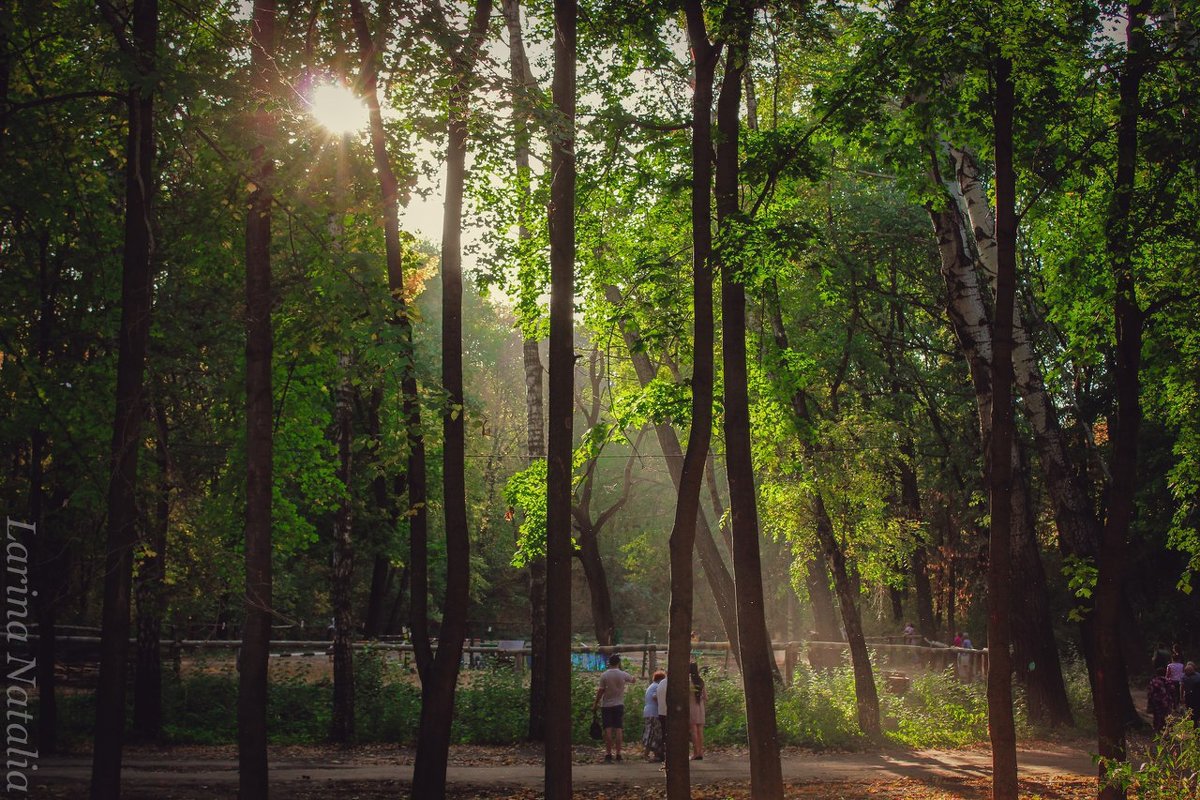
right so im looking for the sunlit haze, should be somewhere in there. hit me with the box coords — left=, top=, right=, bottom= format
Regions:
left=309, top=82, right=370, bottom=135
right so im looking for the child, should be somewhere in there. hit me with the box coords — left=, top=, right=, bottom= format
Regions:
left=1147, top=665, right=1176, bottom=732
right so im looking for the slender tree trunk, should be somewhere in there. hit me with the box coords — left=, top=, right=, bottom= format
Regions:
left=411, top=6, right=491, bottom=795
left=928, top=149, right=1073, bottom=727
left=330, top=362, right=355, bottom=743
left=1095, top=5, right=1149, bottom=795
left=986, top=55, right=1018, bottom=800
left=575, top=528, right=616, bottom=646
left=133, top=402, right=170, bottom=741
left=91, top=1, right=158, bottom=794
left=544, top=3, right=576, bottom=797
left=717, top=10, right=783, bottom=797
left=765, top=274, right=878, bottom=733
left=949, top=143, right=1110, bottom=727
left=803, top=557, right=839, bottom=642
left=898, top=452, right=936, bottom=642
left=606, top=285, right=741, bottom=664
left=664, top=5, right=719, bottom=795
left=500, top=0, right=550, bottom=741
left=364, top=555, right=391, bottom=639
left=1009, top=444, right=1073, bottom=726
left=237, top=3, right=275, bottom=797
left=347, top=5, right=429, bottom=772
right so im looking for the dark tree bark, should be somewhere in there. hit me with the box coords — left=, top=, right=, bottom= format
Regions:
left=90, top=0, right=158, bottom=794
left=364, top=555, right=391, bottom=639
left=947, top=142, right=1122, bottom=727
left=897, top=451, right=936, bottom=642
left=606, top=284, right=741, bottom=665
left=330, top=363, right=355, bottom=743
left=500, top=0, right=549, bottom=742
left=986, top=54, right=1018, bottom=800
left=545, top=1, right=575, bottom=796
left=133, top=401, right=171, bottom=741
left=664, top=4, right=720, bottom=794
left=803, top=558, right=839, bottom=642
left=571, top=351, right=635, bottom=646
left=348, top=3, right=429, bottom=772
left=717, top=7, right=783, bottom=797
left=407, top=4, right=492, bottom=796
left=764, top=274, right=878, bottom=734
left=237, top=2, right=275, bottom=797
left=1095, top=4, right=1150, bottom=795
left=1008, top=444, right=1072, bottom=727
left=925, top=148, right=1073, bottom=729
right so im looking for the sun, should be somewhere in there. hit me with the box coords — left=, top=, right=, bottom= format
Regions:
left=309, top=82, right=370, bottom=135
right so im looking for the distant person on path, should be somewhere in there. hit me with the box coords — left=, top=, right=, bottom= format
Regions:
left=1166, top=645, right=1185, bottom=700
left=642, top=669, right=665, bottom=761
left=1147, top=665, right=1176, bottom=732
left=1181, top=661, right=1200, bottom=727
left=957, top=633, right=973, bottom=680
left=593, top=653, right=636, bottom=762
left=688, top=662, right=707, bottom=760
left=656, top=673, right=668, bottom=768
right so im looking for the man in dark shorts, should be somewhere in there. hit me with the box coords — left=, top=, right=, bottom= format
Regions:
left=592, top=653, right=636, bottom=762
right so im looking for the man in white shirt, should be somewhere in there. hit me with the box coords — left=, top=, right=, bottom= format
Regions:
left=592, top=653, right=636, bottom=762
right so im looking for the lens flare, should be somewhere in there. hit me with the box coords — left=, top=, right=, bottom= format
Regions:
left=309, top=82, right=369, bottom=134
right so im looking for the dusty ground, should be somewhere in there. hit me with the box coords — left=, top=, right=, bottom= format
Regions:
left=34, top=742, right=1100, bottom=799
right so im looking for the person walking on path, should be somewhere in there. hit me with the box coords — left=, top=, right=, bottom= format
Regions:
left=688, top=662, right=707, bottom=760
left=642, top=670, right=665, bottom=760
left=1147, top=665, right=1176, bottom=733
left=593, top=653, right=636, bottom=762
left=1181, top=661, right=1200, bottom=727
left=1166, top=645, right=1185, bottom=704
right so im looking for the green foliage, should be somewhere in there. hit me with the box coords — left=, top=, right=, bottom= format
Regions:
left=505, top=459, right=548, bottom=567
left=881, top=669, right=988, bottom=748
left=1102, top=715, right=1200, bottom=799
left=452, top=669, right=530, bottom=744
left=1061, top=555, right=1099, bottom=622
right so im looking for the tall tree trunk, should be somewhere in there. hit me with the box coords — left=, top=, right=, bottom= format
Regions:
left=765, top=272, right=878, bottom=733
left=665, top=4, right=720, bottom=795
left=544, top=2, right=576, bottom=797
left=411, top=5, right=491, bottom=796
left=364, top=555, right=391, bottom=639
left=348, top=3, right=431, bottom=781
left=717, top=9, right=783, bottom=797
left=1008, top=443, right=1073, bottom=726
left=500, top=0, right=549, bottom=741
left=986, top=54, right=1018, bottom=800
left=133, top=402, right=170, bottom=741
left=606, top=284, right=741, bottom=664
left=803, top=557, right=839, bottom=642
left=927, top=149, right=1073, bottom=728
left=575, top=527, right=616, bottom=646
left=91, top=0, right=158, bottom=794
left=330, top=362, right=355, bottom=743
left=898, top=452, right=936, bottom=642
left=1095, top=4, right=1149, bottom=795
left=237, top=3, right=275, bottom=797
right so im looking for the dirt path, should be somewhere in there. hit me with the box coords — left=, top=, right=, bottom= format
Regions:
left=35, top=742, right=1097, bottom=798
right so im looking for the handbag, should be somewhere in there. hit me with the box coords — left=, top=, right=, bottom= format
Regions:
left=589, top=709, right=603, bottom=740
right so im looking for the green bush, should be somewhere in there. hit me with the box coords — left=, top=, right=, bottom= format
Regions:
left=775, top=666, right=864, bottom=749
left=882, top=667, right=988, bottom=748
left=452, top=669, right=528, bottom=744
left=1103, top=714, right=1200, bottom=798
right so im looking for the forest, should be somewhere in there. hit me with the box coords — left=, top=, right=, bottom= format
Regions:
left=2, top=0, right=1199, bottom=798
